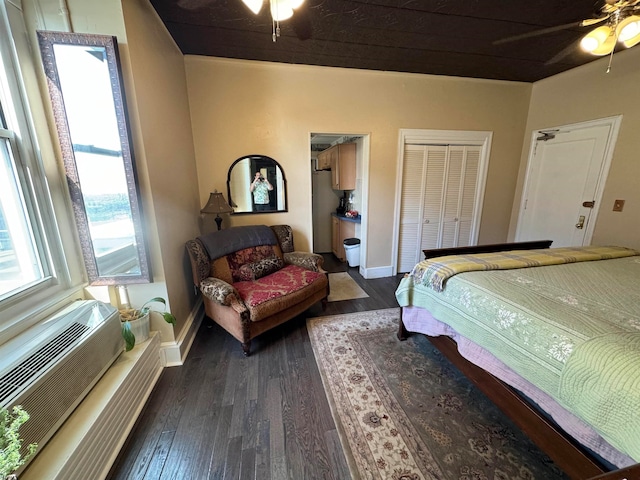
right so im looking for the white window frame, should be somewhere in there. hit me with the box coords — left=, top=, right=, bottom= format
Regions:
left=0, top=1, right=81, bottom=342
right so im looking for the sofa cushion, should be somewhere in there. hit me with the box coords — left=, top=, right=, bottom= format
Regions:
left=227, top=245, right=280, bottom=282
left=238, top=255, right=284, bottom=281
left=233, top=264, right=327, bottom=321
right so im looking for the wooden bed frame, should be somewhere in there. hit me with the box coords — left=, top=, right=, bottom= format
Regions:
left=397, top=240, right=640, bottom=480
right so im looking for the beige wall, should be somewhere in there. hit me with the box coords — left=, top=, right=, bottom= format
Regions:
left=509, top=46, right=640, bottom=250
left=185, top=57, right=532, bottom=269
left=122, top=0, right=200, bottom=338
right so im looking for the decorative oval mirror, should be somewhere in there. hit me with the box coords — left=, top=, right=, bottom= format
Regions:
left=38, top=31, right=151, bottom=285
left=227, top=155, right=287, bottom=214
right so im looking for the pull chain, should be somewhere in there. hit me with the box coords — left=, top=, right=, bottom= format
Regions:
left=271, top=0, right=281, bottom=42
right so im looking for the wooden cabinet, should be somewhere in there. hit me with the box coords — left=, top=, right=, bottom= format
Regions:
left=331, top=216, right=340, bottom=259
left=330, top=143, right=356, bottom=190
left=318, top=143, right=356, bottom=190
left=317, top=148, right=333, bottom=170
left=332, top=216, right=356, bottom=262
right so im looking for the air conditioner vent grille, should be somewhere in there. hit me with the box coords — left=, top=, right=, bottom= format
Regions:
left=0, top=322, right=89, bottom=403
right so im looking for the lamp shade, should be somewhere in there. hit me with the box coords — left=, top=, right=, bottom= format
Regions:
left=618, top=15, right=640, bottom=48
left=200, top=192, right=234, bottom=215
left=580, top=25, right=616, bottom=55
left=242, top=0, right=263, bottom=15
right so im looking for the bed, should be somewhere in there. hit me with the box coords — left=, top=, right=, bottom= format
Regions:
left=394, top=243, right=640, bottom=480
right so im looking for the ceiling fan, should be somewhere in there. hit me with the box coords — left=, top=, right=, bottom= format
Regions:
left=496, top=0, right=640, bottom=69
left=241, top=0, right=312, bottom=42
left=176, top=0, right=313, bottom=42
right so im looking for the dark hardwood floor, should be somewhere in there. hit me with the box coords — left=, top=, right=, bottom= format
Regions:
left=108, top=255, right=403, bottom=480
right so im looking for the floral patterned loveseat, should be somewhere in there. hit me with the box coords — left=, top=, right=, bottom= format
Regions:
left=186, top=225, right=328, bottom=355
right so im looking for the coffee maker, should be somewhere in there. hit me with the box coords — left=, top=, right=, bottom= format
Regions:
left=336, top=192, right=347, bottom=215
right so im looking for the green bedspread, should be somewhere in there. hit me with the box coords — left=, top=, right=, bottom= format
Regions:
left=395, top=254, right=640, bottom=461
left=411, top=245, right=639, bottom=292
left=559, top=332, right=640, bottom=460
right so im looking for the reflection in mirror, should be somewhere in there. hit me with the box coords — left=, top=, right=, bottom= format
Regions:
left=227, top=155, right=287, bottom=214
left=38, top=31, right=150, bottom=285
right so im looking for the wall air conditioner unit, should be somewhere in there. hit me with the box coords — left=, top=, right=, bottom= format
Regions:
left=0, top=300, right=123, bottom=467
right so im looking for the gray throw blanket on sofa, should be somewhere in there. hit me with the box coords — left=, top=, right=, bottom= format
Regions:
left=198, top=225, right=277, bottom=260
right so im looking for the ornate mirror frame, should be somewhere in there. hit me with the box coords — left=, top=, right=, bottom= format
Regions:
left=227, top=155, right=288, bottom=214
left=38, top=31, right=151, bottom=285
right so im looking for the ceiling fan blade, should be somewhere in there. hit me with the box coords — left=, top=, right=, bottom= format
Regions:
left=493, top=21, right=583, bottom=45
left=545, top=41, right=580, bottom=65
left=580, top=16, right=609, bottom=27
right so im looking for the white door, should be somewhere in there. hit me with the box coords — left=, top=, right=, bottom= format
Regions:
left=516, top=120, right=618, bottom=247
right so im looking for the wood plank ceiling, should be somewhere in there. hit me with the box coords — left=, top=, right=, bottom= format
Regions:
left=150, top=1, right=615, bottom=82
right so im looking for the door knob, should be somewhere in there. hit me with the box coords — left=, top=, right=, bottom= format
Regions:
left=575, top=215, right=585, bottom=229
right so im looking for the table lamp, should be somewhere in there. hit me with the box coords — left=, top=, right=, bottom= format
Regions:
left=200, top=191, right=234, bottom=230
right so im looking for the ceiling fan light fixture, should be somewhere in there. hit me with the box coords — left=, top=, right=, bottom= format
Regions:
left=617, top=15, right=640, bottom=47
left=289, top=0, right=304, bottom=9
left=621, top=31, right=640, bottom=47
left=581, top=25, right=616, bottom=55
left=242, top=0, right=263, bottom=15
left=270, top=0, right=293, bottom=22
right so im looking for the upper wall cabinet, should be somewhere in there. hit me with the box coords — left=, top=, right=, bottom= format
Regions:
left=38, top=31, right=151, bottom=285
left=316, top=147, right=334, bottom=170
left=319, top=143, right=356, bottom=190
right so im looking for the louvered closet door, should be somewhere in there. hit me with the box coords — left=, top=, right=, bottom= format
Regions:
left=398, top=144, right=481, bottom=272
left=419, top=147, right=446, bottom=251
left=441, top=146, right=481, bottom=248
left=457, top=147, right=480, bottom=245
left=397, top=145, right=428, bottom=272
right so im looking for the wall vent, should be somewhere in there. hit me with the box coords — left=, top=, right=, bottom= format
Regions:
left=0, top=323, right=89, bottom=403
left=0, top=300, right=124, bottom=467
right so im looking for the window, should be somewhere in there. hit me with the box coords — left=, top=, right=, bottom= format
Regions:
left=0, top=2, right=75, bottom=332
left=0, top=113, right=47, bottom=300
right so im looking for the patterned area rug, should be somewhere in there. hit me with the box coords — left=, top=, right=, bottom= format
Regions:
left=328, top=272, right=369, bottom=302
left=307, top=308, right=568, bottom=480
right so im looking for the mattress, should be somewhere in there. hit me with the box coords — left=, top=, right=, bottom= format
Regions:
left=395, top=255, right=640, bottom=465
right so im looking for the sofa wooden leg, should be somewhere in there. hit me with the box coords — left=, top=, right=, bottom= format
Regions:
left=241, top=342, right=251, bottom=356
left=321, top=298, right=327, bottom=311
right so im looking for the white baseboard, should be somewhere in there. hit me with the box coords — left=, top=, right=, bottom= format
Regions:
left=360, top=264, right=394, bottom=279
left=160, top=298, right=204, bottom=367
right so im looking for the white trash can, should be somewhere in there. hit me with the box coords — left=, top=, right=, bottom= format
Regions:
left=343, top=238, right=360, bottom=267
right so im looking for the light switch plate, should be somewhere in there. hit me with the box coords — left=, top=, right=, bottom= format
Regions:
left=613, top=199, right=625, bottom=212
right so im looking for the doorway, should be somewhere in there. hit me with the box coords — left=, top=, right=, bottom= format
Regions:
left=310, top=133, right=369, bottom=272
left=515, top=116, right=621, bottom=247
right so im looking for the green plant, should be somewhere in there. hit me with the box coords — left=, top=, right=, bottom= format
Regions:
left=0, top=406, right=37, bottom=478
left=120, top=297, right=176, bottom=351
